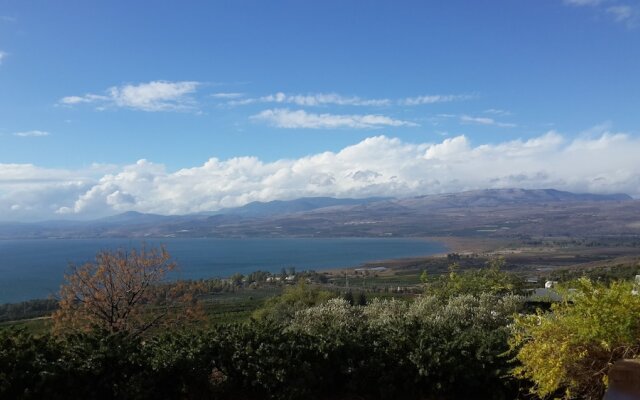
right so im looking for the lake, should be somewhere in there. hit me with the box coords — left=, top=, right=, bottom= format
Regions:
left=0, top=237, right=445, bottom=304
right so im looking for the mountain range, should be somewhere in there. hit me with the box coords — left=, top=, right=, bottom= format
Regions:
left=0, top=189, right=636, bottom=240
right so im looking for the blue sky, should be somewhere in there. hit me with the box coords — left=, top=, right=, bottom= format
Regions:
left=1, top=0, right=639, bottom=220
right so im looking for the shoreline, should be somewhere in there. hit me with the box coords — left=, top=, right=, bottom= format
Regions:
left=0, top=236, right=448, bottom=305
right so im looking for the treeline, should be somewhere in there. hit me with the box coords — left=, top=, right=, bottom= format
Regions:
left=545, top=262, right=640, bottom=283
left=520, top=236, right=640, bottom=248
left=0, top=299, right=58, bottom=323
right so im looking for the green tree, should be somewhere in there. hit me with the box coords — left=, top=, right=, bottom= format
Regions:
left=419, top=270, right=429, bottom=285
left=252, top=281, right=334, bottom=322
left=428, top=257, right=523, bottom=298
left=230, top=272, right=244, bottom=287
left=357, top=291, right=367, bottom=306
left=344, top=290, right=354, bottom=306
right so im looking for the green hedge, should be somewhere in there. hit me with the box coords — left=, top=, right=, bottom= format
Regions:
left=1, top=294, right=522, bottom=400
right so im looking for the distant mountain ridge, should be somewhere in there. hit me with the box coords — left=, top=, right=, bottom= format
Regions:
left=0, top=188, right=635, bottom=239
left=212, top=196, right=392, bottom=217
left=395, top=188, right=632, bottom=209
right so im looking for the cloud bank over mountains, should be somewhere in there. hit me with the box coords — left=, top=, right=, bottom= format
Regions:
left=1, top=129, right=639, bottom=221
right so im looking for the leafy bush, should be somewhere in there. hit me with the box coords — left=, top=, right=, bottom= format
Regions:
left=1, top=292, right=523, bottom=400
left=427, top=257, right=524, bottom=298
left=288, top=294, right=523, bottom=399
left=510, top=278, right=640, bottom=399
left=251, top=281, right=334, bottom=323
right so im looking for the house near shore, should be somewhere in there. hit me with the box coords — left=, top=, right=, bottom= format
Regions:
left=354, top=267, right=387, bottom=275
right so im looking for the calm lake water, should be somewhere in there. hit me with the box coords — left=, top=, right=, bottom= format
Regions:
left=0, top=237, right=445, bottom=304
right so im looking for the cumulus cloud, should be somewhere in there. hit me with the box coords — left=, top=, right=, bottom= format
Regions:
left=251, top=108, right=418, bottom=129
left=0, top=164, right=101, bottom=221
left=2, top=128, right=640, bottom=220
left=59, top=81, right=200, bottom=112
left=460, top=115, right=516, bottom=128
left=12, top=130, right=50, bottom=137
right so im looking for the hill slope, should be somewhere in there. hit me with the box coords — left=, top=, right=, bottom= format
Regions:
left=0, top=189, right=635, bottom=239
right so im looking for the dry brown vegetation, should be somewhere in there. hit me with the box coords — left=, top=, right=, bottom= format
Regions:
left=52, top=245, right=202, bottom=336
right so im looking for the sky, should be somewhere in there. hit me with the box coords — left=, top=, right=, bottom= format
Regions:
left=1, top=0, right=639, bottom=221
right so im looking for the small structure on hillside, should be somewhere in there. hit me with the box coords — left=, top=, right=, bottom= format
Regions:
left=354, top=266, right=387, bottom=275
left=525, top=281, right=567, bottom=310
left=632, top=275, right=640, bottom=296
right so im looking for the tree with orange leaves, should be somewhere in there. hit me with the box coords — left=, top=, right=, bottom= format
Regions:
left=52, top=245, right=200, bottom=337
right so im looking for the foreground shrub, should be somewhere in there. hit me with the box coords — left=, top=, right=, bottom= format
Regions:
left=0, top=329, right=151, bottom=400
left=2, top=293, right=522, bottom=400
left=288, top=294, right=523, bottom=399
left=510, top=278, right=640, bottom=399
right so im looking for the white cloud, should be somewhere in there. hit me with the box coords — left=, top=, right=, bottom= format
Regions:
left=3, top=127, right=640, bottom=220
left=12, top=130, right=50, bottom=137
left=460, top=115, right=516, bottom=128
left=59, top=94, right=108, bottom=105
left=563, top=0, right=639, bottom=27
left=608, top=5, right=632, bottom=19
left=0, top=51, right=6, bottom=65
left=211, top=92, right=245, bottom=99
left=59, top=81, right=200, bottom=112
left=228, top=92, right=473, bottom=107
left=400, top=94, right=474, bottom=106
left=229, top=92, right=391, bottom=107
left=484, top=108, right=511, bottom=116
left=251, top=108, right=418, bottom=129
left=607, top=5, right=638, bottom=26
left=0, top=164, right=98, bottom=221
left=564, top=0, right=605, bottom=6
left=109, top=81, right=199, bottom=111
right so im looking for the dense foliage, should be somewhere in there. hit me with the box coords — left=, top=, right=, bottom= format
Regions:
left=251, top=281, right=335, bottom=322
left=425, top=257, right=524, bottom=298
left=8, top=248, right=640, bottom=399
left=1, top=292, right=523, bottom=400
